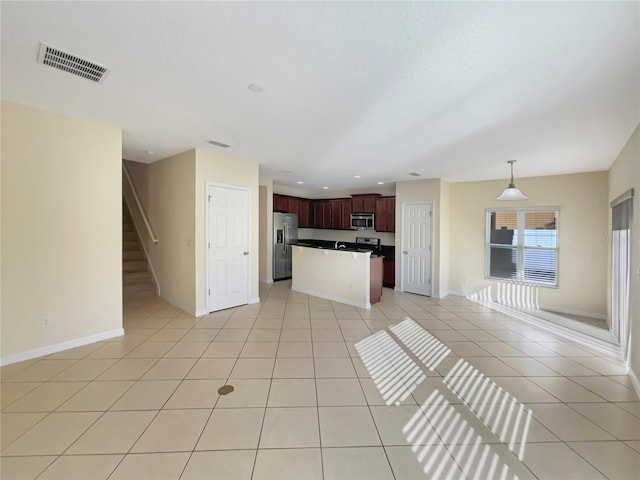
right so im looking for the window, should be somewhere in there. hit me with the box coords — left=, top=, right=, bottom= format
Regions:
left=486, top=208, right=559, bottom=287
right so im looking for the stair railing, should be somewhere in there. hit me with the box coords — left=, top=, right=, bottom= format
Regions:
left=122, top=161, right=160, bottom=295
left=122, top=163, right=158, bottom=243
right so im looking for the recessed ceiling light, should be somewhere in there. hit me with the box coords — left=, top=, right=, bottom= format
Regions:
left=354, top=175, right=361, bottom=179
left=322, top=186, right=329, bottom=190
left=377, top=181, right=384, bottom=185
left=408, top=172, right=421, bottom=177
left=248, top=83, right=264, bottom=93
left=297, top=181, right=304, bottom=184
left=145, top=150, right=154, bottom=155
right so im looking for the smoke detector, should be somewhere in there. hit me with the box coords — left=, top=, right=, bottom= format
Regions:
left=38, top=42, right=109, bottom=83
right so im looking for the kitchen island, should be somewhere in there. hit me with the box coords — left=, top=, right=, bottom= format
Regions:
left=291, top=245, right=382, bottom=308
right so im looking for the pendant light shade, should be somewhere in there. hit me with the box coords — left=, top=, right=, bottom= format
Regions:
left=497, top=160, right=528, bottom=200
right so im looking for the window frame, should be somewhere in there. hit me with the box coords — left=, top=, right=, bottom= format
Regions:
left=485, top=206, right=560, bottom=288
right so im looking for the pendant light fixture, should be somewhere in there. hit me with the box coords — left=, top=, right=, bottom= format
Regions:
left=497, top=160, right=528, bottom=201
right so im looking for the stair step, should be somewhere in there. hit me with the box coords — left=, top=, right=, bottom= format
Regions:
left=123, top=261, right=148, bottom=273
left=123, top=241, right=140, bottom=251
left=123, top=201, right=155, bottom=297
left=123, top=271, right=153, bottom=285
left=124, top=283, right=156, bottom=298
left=123, top=250, right=145, bottom=261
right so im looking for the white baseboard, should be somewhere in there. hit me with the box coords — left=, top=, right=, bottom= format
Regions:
left=444, top=290, right=467, bottom=297
left=0, top=328, right=125, bottom=366
left=629, top=367, right=640, bottom=399
left=539, top=305, right=606, bottom=320
left=194, top=309, right=208, bottom=317
left=292, top=286, right=370, bottom=309
left=249, top=297, right=260, bottom=304
left=473, top=300, right=624, bottom=360
left=435, top=290, right=465, bottom=299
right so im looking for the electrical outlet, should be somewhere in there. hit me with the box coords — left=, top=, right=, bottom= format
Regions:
left=41, top=318, right=50, bottom=329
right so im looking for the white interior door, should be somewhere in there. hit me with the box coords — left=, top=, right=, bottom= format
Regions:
left=208, top=184, right=249, bottom=312
left=402, top=203, right=432, bottom=296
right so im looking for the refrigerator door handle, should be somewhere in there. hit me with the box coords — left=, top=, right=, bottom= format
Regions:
left=283, top=223, right=288, bottom=253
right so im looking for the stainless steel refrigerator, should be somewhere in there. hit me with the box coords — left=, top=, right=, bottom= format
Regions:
left=273, top=212, right=298, bottom=280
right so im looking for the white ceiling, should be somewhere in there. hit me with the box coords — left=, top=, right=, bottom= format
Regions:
left=2, top=2, right=638, bottom=193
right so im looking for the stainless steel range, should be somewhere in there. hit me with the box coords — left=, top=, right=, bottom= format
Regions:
left=355, top=237, right=381, bottom=251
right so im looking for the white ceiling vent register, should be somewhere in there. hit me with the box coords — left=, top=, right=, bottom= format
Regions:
left=208, top=139, right=230, bottom=148
left=38, top=42, right=109, bottom=83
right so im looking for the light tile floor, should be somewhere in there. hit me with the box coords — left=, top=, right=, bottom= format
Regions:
left=1, top=282, right=639, bottom=479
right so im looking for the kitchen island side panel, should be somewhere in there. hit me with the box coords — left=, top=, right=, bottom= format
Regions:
left=291, top=246, right=371, bottom=308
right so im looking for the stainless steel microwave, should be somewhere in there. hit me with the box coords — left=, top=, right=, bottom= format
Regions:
left=350, top=213, right=375, bottom=230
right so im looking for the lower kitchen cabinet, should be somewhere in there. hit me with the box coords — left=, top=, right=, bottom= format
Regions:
left=383, top=260, right=395, bottom=288
left=370, top=257, right=383, bottom=304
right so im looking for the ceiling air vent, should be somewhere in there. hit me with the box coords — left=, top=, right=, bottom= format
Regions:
left=208, top=139, right=230, bottom=148
left=38, top=42, right=109, bottom=83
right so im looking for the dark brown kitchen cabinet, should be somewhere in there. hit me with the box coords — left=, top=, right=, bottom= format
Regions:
left=340, top=199, right=352, bottom=230
left=273, top=194, right=312, bottom=226
left=351, top=194, right=380, bottom=213
left=298, top=199, right=313, bottom=228
left=274, top=194, right=288, bottom=213
left=370, top=256, right=383, bottom=304
left=287, top=197, right=299, bottom=216
left=276, top=193, right=391, bottom=231
left=313, top=200, right=324, bottom=228
left=383, top=260, right=395, bottom=288
left=375, top=196, right=396, bottom=232
left=313, top=200, right=332, bottom=229
left=330, top=199, right=343, bottom=229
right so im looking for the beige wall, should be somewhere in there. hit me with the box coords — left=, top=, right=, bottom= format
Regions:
left=195, top=149, right=260, bottom=312
left=395, top=178, right=446, bottom=297
left=608, top=124, right=639, bottom=379
left=440, top=180, right=451, bottom=295
left=449, top=171, right=609, bottom=316
left=1, top=101, right=122, bottom=362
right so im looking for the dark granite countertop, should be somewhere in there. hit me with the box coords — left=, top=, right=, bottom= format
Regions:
left=295, top=239, right=393, bottom=259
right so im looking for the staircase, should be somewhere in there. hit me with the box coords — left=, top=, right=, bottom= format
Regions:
left=123, top=201, right=156, bottom=298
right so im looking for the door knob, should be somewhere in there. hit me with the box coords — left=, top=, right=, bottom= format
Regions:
left=403, top=251, right=408, bottom=254
left=243, top=251, right=249, bottom=255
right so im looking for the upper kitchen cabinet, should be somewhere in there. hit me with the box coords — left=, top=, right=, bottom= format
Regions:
left=287, top=197, right=299, bottom=216
left=340, top=199, right=352, bottom=230
left=273, top=194, right=312, bottom=227
left=274, top=194, right=288, bottom=213
left=330, top=199, right=343, bottom=229
left=375, top=196, right=396, bottom=232
left=298, top=198, right=313, bottom=228
left=351, top=194, right=380, bottom=213
left=313, top=199, right=331, bottom=229
left=275, top=193, right=393, bottom=231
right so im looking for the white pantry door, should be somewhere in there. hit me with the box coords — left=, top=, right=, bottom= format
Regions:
left=207, top=184, right=249, bottom=312
left=402, top=203, right=432, bottom=296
